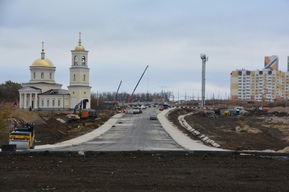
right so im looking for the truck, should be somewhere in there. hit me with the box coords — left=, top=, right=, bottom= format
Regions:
left=9, top=123, right=35, bottom=150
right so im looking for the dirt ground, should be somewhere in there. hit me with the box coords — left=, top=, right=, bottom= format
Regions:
left=167, top=107, right=289, bottom=152
left=1, top=151, right=289, bottom=192
left=0, top=108, right=116, bottom=146
left=1, top=107, right=289, bottom=191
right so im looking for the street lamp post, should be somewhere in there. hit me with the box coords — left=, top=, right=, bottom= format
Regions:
left=200, top=54, right=208, bottom=108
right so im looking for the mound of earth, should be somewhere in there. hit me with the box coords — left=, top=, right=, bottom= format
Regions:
left=0, top=108, right=115, bottom=146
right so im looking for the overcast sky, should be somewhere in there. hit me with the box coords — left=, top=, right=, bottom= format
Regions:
left=1, top=0, right=289, bottom=100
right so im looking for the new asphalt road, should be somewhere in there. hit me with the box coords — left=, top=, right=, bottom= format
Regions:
left=35, top=107, right=221, bottom=152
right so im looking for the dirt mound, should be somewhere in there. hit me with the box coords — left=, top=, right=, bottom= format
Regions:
left=12, top=109, right=45, bottom=124
left=1, top=108, right=115, bottom=146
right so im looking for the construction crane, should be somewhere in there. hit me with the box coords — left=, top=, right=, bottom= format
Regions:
left=127, top=65, right=149, bottom=103
left=114, top=80, right=122, bottom=104
left=113, top=80, right=122, bottom=110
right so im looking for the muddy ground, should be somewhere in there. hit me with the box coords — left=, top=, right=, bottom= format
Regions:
left=167, top=107, right=289, bottom=152
left=1, top=107, right=289, bottom=191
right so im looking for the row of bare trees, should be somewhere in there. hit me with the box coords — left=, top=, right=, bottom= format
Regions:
left=91, top=91, right=172, bottom=103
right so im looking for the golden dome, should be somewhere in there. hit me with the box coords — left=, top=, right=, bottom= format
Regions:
left=31, top=58, right=54, bottom=67
left=75, top=45, right=85, bottom=51
left=31, top=42, right=54, bottom=67
left=74, top=32, right=85, bottom=51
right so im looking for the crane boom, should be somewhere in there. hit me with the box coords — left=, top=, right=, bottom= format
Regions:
left=127, top=65, right=149, bottom=103
left=114, top=80, right=122, bottom=102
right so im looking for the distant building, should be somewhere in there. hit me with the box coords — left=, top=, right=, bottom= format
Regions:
left=230, top=56, right=289, bottom=101
left=264, top=55, right=278, bottom=70
left=18, top=33, right=91, bottom=110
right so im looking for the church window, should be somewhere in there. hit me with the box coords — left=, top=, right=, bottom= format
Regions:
left=74, top=56, right=78, bottom=65
left=47, top=100, right=50, bottom=107
left=50, top=73, right=52, bottom=79
left=41, top=72, right=44, bottom=79
left=83, top=74, right=86, bottom=81
left=33, top=72, right=36, bottom=79
left=41, top=99, right=44, bottom=107
left=58, top=99, right=61, bottom=106
left=82, top=56, right=85, bottom=65
left=52, top=99, right=55, bottom=106
left=73, top=74, right=76, bottom=81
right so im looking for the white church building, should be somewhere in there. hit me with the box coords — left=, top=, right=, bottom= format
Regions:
left=18, top=33, right=91, bottom=110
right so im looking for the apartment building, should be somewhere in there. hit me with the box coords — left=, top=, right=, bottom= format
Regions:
left=231, top=56, right=289, bottom=101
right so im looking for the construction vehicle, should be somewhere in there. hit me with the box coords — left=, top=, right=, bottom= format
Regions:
left=127, top=65, right=149, bottom=103
left=113, top=80, right=122, bottom=106
left=113, top=80, right=123, bottom=112
left=9, top=123, right=35, bottom=150
left=67, top=99, right=97, bottom=123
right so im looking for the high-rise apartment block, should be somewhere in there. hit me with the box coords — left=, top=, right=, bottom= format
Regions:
left=231, top=56, right=289, bottom=101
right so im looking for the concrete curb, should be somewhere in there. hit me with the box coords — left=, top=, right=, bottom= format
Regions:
left=178, top=113, right=221, bottom=148
left=157, top=108, right=225, bottom=151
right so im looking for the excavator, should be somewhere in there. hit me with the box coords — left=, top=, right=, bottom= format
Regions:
left=66, top=99, right=97, bottom=123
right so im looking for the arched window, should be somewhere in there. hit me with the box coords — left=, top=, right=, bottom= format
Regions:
left=49, top=73, right=52, bottom=79
left=82, top=56, right=85, bottom=65
left=73, top=74, right=76, bottom=81
left=41, top=72, right=44, bottom=79
left=33, top=72, right=36, bottom=79
left=74, top=56, right=78, bottom=65
left=83, top=74, right=86, bottom=81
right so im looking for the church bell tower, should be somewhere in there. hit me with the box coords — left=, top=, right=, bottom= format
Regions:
left=68, top=32, right=91, bottom=109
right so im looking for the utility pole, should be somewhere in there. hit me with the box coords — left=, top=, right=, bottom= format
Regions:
left=200, top=54, right=208, bottom=108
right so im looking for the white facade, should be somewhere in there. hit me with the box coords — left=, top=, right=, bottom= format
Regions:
left=19, top=34, right=92, bottom=110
